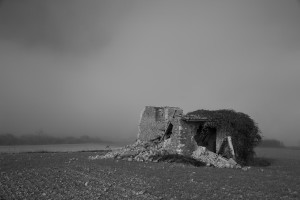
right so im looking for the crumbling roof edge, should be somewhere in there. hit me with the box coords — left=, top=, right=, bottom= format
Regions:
left=181, top=115, right=210, bottom=122
left=145, top=105, right=182, bottom=109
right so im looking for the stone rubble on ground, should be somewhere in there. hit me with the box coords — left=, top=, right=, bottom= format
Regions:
left=89, top=140, right=168, bottom=163
left=242, top=166, right=251, bottom=171
left=191, top=146, right=241, bottom=168
left=89, top=140, right=242, bottom=169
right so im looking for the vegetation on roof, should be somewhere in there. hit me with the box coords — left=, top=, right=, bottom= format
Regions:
left=187, top=109, right=262, bottom=164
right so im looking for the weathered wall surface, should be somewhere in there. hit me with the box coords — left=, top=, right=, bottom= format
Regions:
left=175, top=121, right=201, bottom=155
left=138, top=106, right=165, bottom=141
left=137, top=106, right=183, bottom=142
left=162, top=108, right=183, bottom=154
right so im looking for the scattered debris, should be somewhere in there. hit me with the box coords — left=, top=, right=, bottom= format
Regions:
left=192, top=146, right=241, bottom=168
left=89, top=140, right=168, bottom=163
left=242, top=166, right=251, bottom=171
left=89, top=139, right=241, bottom=168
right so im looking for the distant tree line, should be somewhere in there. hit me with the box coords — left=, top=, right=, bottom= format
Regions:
left=0, top=133, right=104, bottom=145
left=258, top=139, right=285, bottom=148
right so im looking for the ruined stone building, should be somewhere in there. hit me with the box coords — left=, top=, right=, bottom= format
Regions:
left=138, top=106, right=261, bottom=164
left=138, top=106, right=226, bottom=155
left=95, top=106, right=260, bottom=168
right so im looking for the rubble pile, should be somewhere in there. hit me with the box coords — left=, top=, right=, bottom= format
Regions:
left=89, top=140, right=170, bottom=162
left=192, top=147, right=241, bottom=168
left=89, top=140, right=241, bottom=169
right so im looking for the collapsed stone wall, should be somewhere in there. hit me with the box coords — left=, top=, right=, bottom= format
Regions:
left=137, top=107, right=165, bottom=141
left=192, top=146, right=240, bottom=168
left=137, top=106, right=182, bottom=142
left=176, top=120, right=200, bottom=156
left=161, top=108, right=183, bottom=154
left=89, top=140, right=169, bottom=162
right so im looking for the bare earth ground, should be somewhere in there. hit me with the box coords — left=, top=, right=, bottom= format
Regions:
left=0, top=150, right=300, bottom=200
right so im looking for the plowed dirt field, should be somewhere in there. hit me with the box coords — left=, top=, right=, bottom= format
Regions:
left=1, top=150, right=299, bottom=199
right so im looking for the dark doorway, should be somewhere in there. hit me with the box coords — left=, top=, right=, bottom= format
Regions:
left=194, top=125, right=217, bottom=153
left=164, top=123, right=173, bottom=139
left=194, top=124, right=204, bottom=146
left=205, top=128, right=217, bottom=152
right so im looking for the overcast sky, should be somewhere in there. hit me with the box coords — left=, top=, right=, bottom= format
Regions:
left=0, top=0, right=300, bottom=145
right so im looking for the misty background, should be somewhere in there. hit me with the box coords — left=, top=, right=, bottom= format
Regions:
left=0, top=0, right=299, bottom=146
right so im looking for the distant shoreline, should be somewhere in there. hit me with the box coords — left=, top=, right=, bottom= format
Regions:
left=0, top=142, right=108, bottom=146
left=0, top=143, right=122, bottom=153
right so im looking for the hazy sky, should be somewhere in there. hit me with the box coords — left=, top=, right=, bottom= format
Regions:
left=0, top=0, right=300, bottom=145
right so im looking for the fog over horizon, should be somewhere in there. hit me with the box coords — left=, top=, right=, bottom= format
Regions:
left=1, top=0, right=300, bottom=146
